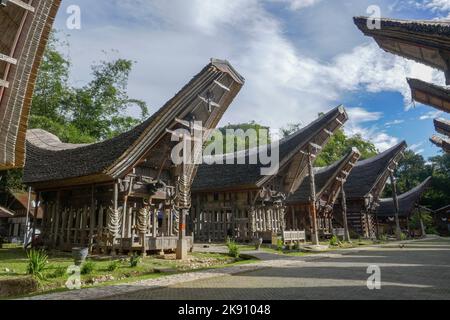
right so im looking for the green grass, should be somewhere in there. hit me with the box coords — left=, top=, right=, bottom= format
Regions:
left=0, top=245, right=255, bottom=298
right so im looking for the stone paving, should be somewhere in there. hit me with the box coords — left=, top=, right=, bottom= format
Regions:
left=22, top=237, right=450, bottom=300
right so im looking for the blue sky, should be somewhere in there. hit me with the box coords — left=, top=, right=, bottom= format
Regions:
left=53, top=0, right=450, bottom=159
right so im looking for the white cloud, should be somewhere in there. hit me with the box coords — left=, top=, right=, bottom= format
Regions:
left=385, top=119, right=405, bottom=127
left=56, top=0, right=442, bottom=154
left=423, top=0, right=450, bottom=12
left=268, top=0, right=322, bottom=10
left=344, top=124, right=400, bottom=152
left=346, top=107, right=383, bottom=123
left=420, top=110, right=443, bottom=120
left=409, top=142, right=425, bottom=155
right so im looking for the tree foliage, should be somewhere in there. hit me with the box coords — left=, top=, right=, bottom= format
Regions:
left=384, top=151, right=450, bottom=211
left=279, top=120, right=377, bottom=167
left=216, top=121, right=271, bottom=153
left=1, top=32, right=149, bottom=190
left=29, top=33, right=148, bottom=143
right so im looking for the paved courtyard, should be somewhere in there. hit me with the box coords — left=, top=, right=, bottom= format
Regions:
left=105, top=238, right=450, bottom=300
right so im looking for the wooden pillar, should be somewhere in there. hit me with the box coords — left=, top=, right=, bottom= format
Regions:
left=52, top=191, right=61, bottom=248
left=23, top=187, right=32, bottom=247
left=340, top=185, right=351, bottom=242
left=390, top=172, right=402, bottom=240
left=419, top=209, right=426, bottom=238
left=32, top=192, right=40, bottom=247
left=60, top=208, right=68, bottom=248
left=88, top=186, right=96, bottom=253
left=66, top=208, right=74, bottom=247
left=308, top=151, right=319, bottom=245
left=112, top=181, right=119, bottom=252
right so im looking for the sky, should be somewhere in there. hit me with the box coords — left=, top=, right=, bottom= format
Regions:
left=53, top=0, right=450, bottom=159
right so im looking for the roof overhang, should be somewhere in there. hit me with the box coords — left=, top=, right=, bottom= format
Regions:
left=434, top=118, right=450, bottom=137
left=408, top=78, right=450, bottom=113
left=431, top=135, right=450, bottom=153
left=354, top=17, right=450, bottom=85
left=24, top=59, right=245, bottom=187
left=260, top=106, right=349, bottom=195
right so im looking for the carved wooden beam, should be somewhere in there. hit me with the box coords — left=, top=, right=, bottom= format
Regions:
left=0, top=53, right=17, bottom=65
left=0, top=79, right=9, bottom=88
left=2, top=0, right=35, bottom=12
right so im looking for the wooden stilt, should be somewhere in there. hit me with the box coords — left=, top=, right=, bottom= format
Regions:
left=340, top=185, right=351, bottom=242
left=89, top=186, right=96, bottom=253
left=308, top=149, right=319, bottom=245
left=390, top=172, right=402, bottom=240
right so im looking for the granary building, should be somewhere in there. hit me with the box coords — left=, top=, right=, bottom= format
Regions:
left=23, top=60, right=244, bottom=258
left=333, top=142, right=407, bottom=239
left=285, top=148, right=361, bottom=240
left=375, top=177, right=432, bottom=236
left=0, top=189, right=42, bottom=243
left=190, top=106, right=348, bottom=243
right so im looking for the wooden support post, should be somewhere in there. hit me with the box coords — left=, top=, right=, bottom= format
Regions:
left=32, top=193, right=40, bottom=247
left=340, top=185, right=351, bottom=243
left=52, top=191, right=61, bottom=249
left=23, top=187, right=32, bottom=247
left=419, top=209, right=426, bottom=238
left=308, top=150, right=319, bottom=245
left=390, top=172, right=402, bottom=240
left=61, top=208, right=68, bottom=248
left=89, top=186, right=96, bottom=253
left=112, top=181, right=119, bottom=253
left=66, top=208, right=74, bottom=248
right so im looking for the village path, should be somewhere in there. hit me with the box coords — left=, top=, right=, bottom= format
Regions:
left=23, top=237, right=450, bottom=300
left=101, top=237, right=450, bottom=300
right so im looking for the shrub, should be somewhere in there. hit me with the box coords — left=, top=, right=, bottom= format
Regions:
left=47, top=265, right=67, bottom=279
left=81, top=261, right=96, bottom=275
left=129, top=253, right=141, bottom=268
left=379, top=234, right=388, bottom=242
left=400, top=232, right=408, bottom=241
left=276, top=238, right=284, bottom=251
left=329, top=235, right=339, bottom=246
left=26, top=249, right=48, bottom=279
left=107, top=260, right=120, bottom=272
left=226, top=240, right=240, bottom=258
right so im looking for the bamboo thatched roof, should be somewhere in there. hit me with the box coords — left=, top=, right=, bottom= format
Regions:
left=376, top=177, right=432, bottom=218
left=431, top=135, right=450, bottom=153
left=192, top=106, right=349, bottom=194
left=408, top=78, right=450, bottom=113
left=287, top=148, right=361, bottom=205
left=344, top=141, right=407, bottom=201
left=24, top=59, right=245, bottom=187
left=434, top=118, right=450, bottom=137
left=354, top=17, right=450, bottom=84
left=0, top=0, right=61, bottom=170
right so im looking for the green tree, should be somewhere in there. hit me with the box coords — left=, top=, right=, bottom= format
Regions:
left=384, top=152, right=449, bottom=211
left=315, top=130, right=377, bottom=167
left=279, top=119, right=377, bottom=167
left=216, top=121, right=271, bottom=153
left=29, top=32, right=148, bottom=143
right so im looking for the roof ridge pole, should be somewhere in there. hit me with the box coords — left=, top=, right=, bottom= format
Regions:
left=340, top=183, right=351, bottom=243
left=389, top=171, right=402, bottom=240
left=308, top=146, right=319, bottom=245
